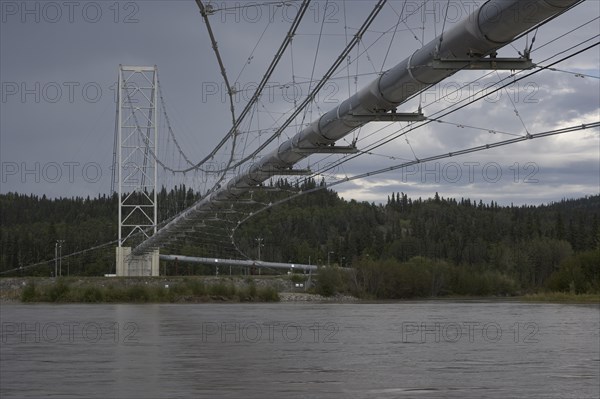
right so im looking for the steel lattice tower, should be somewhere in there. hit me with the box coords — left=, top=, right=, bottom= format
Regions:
left=117, top=65, right=158, bottom=247
left=114, top=66, right=160, bottom=276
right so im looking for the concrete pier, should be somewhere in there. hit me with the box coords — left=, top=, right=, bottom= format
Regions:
left=116, top=247, right=159, bottom=276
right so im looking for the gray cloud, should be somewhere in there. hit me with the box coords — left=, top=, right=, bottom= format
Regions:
left=1, top=0, right=598, bottom=205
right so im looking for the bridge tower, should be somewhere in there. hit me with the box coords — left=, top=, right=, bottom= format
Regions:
left=115, top=65, right=159, bottom=276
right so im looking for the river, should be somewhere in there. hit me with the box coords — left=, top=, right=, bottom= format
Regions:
left=1, top=301, right=598, bottom=398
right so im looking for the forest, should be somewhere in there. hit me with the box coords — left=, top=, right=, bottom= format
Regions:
left=1, top=180, right=598, bottom=297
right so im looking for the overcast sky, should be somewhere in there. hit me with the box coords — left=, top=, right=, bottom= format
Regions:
left=1, top=0, right=598, bottom=207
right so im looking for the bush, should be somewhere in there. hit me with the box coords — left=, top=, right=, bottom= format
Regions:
left=80, top=286, right=104, bottom=302
left=244, top=281, right=258, bottom=301
left=125, top=285, right=151, bottom=302
left=351, top=257, right=518, bottom=299
left=546, top=250, right=599, bottom=294
left=449, top=267, right=517, bottom=296
left=257, top=286, right=279, bottom=302
left=209, top=282, right=235, bottom=298
left=103, top=285, right=126, bottom=302
left=316, top=266, right=342, bottom=297
left=21, top=280, right=37, bottom=302
left=47, top=278, right=71, bottom=302
left=187, top=279, right=206, bottom=297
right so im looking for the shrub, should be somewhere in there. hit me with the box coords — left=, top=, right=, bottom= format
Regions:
left=125, top=285, right=150, bottom=302
left=316, top=266, right=342, bottom=297
left=187, top=280, right=206, bottom=297
left=246, top=281, right=258, bottom=300
left=21, top=280, right=37, bottom=302
left=47, top=278, right=71, bottom=302
left=257, top=286, right=279, bottom=302
left=81, top=286, right=104, bottom=303
left=545, top=250, right=599, bottom=294
left=209, top=282, right=235, bottom=298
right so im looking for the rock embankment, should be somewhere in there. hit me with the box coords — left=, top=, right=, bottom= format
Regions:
left=279, top=292, right=359, bottom=303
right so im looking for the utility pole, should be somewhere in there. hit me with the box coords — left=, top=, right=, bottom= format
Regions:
left=54, top=242, right=58, bottom=277
left=339, top=237, right=343, bottom=268
left=255, top=237, right=264, bottom=276
left=255, top=237, right=264, bottom=260
left=57, top=240, right=65, bottom=276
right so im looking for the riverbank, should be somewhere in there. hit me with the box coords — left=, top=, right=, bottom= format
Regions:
left=519, top=292, right=600, bottom=304
left=0, top=276, right=360, bottom=304
left=1, top=277, right=597, bottom=304
left=0, top=276, right=287, bottom=303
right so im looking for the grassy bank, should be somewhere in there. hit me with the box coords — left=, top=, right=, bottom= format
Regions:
left=19, top=278, right=279, bottom=303
left=519, top=292, right=600, bottom=304
left=5, top=277, right=598, bottom=304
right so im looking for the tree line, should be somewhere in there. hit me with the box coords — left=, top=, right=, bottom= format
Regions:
left=1, top=181, right=598, bottom=295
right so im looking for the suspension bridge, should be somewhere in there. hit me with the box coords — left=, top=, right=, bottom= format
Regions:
left=114, top=0, right=598, bottom=276
left=5, top=0, right=598, bottom=277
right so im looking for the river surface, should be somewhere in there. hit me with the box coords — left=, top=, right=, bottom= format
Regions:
left=1, top=301, right=599, bottom=398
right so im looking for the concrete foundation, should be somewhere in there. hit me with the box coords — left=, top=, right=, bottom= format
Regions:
left=116, top=247, right=160, bottom=276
